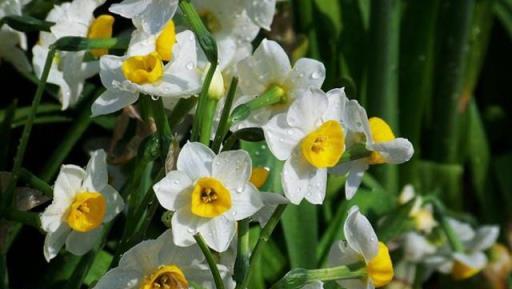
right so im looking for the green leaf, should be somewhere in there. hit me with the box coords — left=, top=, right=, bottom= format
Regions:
left=83, top=250, right=113, bottom=286
left=416, top=160, right=464, bottom=209
left=0, top=15, right=53, bottom=32
left=495, top=0, right=512, bottom=39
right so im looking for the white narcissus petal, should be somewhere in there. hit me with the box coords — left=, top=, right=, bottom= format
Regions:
left=198, top=215, right=236, bottom=252
left=83, top=149, right=108, bottom=192
left=171, top=208, right=206, bottom=247
left=369, top=138, right=414, bottom=164
left=448, top=218, right=475, bottom=241
left=119, top=237, right=163, bottom=274
left=213, top=150, right=252, bottom=192
left=112, top=0, right=178, bottom=34
left=403, top=232, right=436, bottom=262
left=65, top=226, right=103, bottom=256
left=328, top=240, right=363, bottom=267
left=324, top=88, right=348, bottom=122
left=237, top=39, right=291, bottom=96
left=41, top=202, right=68, bottom=233
left=344, top=206, right=378, bottom=262
left=153, top=171, right=192, bottom=211
left=467, top=226, right=499, bottom=252
left=254, top=192, right=288, bottom=227
left=344, top=100, right=371, bottom=137
left=127, top=30, right=156, bottom=56
left=0, top=30, right=31, bottom=73
left=158, top=230, right=204, bottom=267
left=282, top=150, right=327, bottom=205
left=345, top=160, right=369, bottom=200
left=44, top=224, right=71, bottom=262
left=185, top=263, right=236, bottom=289
left=99, top=55, right=126, bottom=90
left=263, top=113, right=304, bottom=161
left=177, top=142, right=215, bottom=180
left=109, top=0, right=151, bottom=19
left=53, top=165, right=86, bottom=201
left=91, top=89, right=139, bottom=117
left=225, top=183, right=264, bottom=221
left=286, top=58, right=325, bottom=93
left=91, top=267, right=142, bottom=289
left=244, top=0, right=276, bottom=30
left=286, top=88, right=328, bottom=133
left=453, top=252, right=488, bottom=271
left=303, top=281, right=324, bottom=289
left=102, top=184, right=125, bottom=222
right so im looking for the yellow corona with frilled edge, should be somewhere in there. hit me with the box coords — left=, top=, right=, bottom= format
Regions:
left=191, top=177, right=232, bottom=218
left=140, top=265, right=189, bottom=289
left=368, top=117, right=395, bottom=165
left=367, top=242, right=394, bottom=287
left=66, top=192, right=106, bottom=232
left=155, top=20, right=176, bottom=62
left=250, top=167, right=270, bottom=189
left=301, top=120, right=345, bottom=168
left=122, top=52, right=164, bottom=84
left=87, top=15, right=115, bottom=57
left=452, top=260, right=481, bottom=280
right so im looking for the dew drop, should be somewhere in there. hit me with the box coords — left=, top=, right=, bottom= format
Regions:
left=311, top=72, right=322, bottom=80
left=186, top=62, right=195, bottom=70
left=151, top=95, right=160, bottom=101
left=187, top=228, right=194, bottom=233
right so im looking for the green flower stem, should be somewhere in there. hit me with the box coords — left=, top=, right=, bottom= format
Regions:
left=233, top=219, right=250, bottom=284
left=150, top=97, right=173, bottom=160
left=426, top=197, right=465, bottom=252
left=178, top=0, right=218, bottom=64
left=1, top=47, right=56, bottom=212
left=194, top=234, right=226, bottom=289
left=306, top=266, right=366, bottom=282
left=2, top=209, right=41, bottom=231
left=199, top=98, right=218, bottom=145
left=212, top=78, right=238, bottom=153
left=0, top=15, right=53, bottom=32
left=40, top=87, right=99, bottom=182
left=52, top=36, right=130, bottom=52
left=19, top=168, right=52, bottom=197
left=270, top=266, right=365, bottom=289
left=236, top=204, right=287, bottom=289
left=192, top=64, right=218, bottom=142
left=230, top=85, right=286, bottom=124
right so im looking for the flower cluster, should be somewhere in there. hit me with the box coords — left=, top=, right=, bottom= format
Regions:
left=0, top=0, right=500, bottom=288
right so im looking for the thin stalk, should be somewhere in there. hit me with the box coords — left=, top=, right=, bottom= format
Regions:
left=2, top=209, right=41, bottom=231
left=230, top=85, right=285, bottom=124
left=19, top=168, right=52, bottom=197
left=306, top=266, right=365, bottom=282
left=194, top=234, right=226, bottom=289
left=199, top=98, right=218, bottom=145
left=2, top=48, right=56, bottom=211
left=212, top=78, right=238, bottom=153
left=236, top=204, right=287, bottom=289
left=150, top=97, right=172, bottom=160
left=233, top=219, right=250, bottom=284
left=365, top=0, right=401, bottom=193
left=192, top=64, right=218, bottom=141
left=40, top=87, right=99, bottom=182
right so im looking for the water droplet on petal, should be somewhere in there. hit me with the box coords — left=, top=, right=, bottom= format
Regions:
left=186, top=62, right=195, bottom=70
left=311, top=72, right=322, bottom=80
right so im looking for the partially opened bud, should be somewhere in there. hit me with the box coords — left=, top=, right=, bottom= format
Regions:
left=205, top=65, right=225, bottom=100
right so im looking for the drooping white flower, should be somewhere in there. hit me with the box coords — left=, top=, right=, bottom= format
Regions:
left=235, top=39, right=325, bottom=129
left=0, top=0, right=31, bottom=73
left=263, top=88, right=346, bottom=204
left=153, top=142, right=264, bottom=252
left=398, top=185, right=437, bottom=234
left=92, top=229, right=235, bottom=289
left=91, top=29, right=201, bottom=116
left=109, top=0, right=178, bottom=35
left=331, top=100, right=414, bottom=199
left=40, top=150, right=124, bottom=262
left=424, top=218, right=499, bottom=280
left=328, top=206, right=394, bottom=289
left=32, top=0, right=114, bottom=109
left=402, top=232, right=437, bottom=263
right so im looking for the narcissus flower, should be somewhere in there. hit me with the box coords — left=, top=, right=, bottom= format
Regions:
left=332, top=100, right=414, bottom=199
left=109, top=0, right=178, bottom=35
left=236, top=39, right=325, bottom=129
left=328, top=206, right=394, bottom=289
left=92, top=230, right=235, bottom=289
left=425, top=218, right=499, bottom=280
left=40, top=150, right=124, bottom=262
left=153, top=142, right=264, bottom=252
left=263, top=88, right=346, bottom=204
left=91, top=30, right=201, bottom=116
left=0, top=0, right=31, bottom=73
left=32, top=0, right=114, bottom=109
left=398, top=185, right=437, bottom=234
